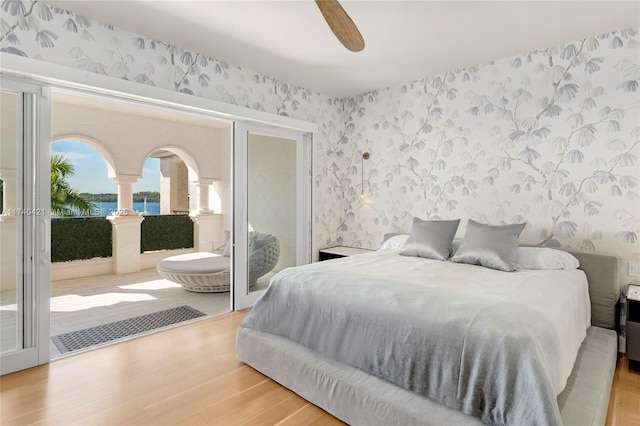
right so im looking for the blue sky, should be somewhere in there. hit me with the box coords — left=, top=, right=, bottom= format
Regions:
left=52, top=140, right=160, bottom=193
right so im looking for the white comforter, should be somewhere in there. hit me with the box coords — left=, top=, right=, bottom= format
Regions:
left=241, top=250, right=591, bottom=425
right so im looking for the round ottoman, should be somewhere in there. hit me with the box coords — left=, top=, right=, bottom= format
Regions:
left=157, top=252, right=230, bottom=293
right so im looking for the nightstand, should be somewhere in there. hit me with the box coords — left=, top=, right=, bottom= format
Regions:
left=627, top=284, right=640, bottom=364
left=318, top=246, right=374, bottom=261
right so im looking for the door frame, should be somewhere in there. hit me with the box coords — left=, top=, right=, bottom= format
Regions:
left=0, top=78, right=51, bottom=375
left=1, top=54, right=316, bottom=356
left=1, top=54, right=317, bottom=134
left=233, top=122, right=312, bottom=310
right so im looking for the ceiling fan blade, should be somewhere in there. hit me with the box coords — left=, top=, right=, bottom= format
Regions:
left=315, top=0, right=365, bottom=52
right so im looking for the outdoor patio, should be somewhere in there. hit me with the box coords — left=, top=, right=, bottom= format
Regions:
left=49, top=268, right=231, bottom=357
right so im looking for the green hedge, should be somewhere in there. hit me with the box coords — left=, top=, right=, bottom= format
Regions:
left=141, top=215, right=194, bottom=252
left=51, top=217, right=112, bottom=262
left=51, top=215, right=193, bottom=262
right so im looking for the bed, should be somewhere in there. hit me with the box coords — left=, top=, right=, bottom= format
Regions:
left=236, top=233, right=619, bottom=426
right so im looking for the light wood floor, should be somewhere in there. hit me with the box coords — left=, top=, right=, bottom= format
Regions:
left=1, top=310, right=638, bottom=426
left=606, top=356, right=640, bottom=426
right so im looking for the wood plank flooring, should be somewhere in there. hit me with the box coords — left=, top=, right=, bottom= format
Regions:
left=1, top=310, right=639, bottom=426
left=606, top=356, right=640, bottom=426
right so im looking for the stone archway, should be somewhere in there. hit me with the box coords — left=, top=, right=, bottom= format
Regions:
left=140, top=146, right=220, bottom=252
left=141, top=146, right=200, bottom=215
left=51, top=134, right=119, bottom=180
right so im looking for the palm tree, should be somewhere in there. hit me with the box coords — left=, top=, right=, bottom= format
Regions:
left=51, top=154, right=95, bottom=217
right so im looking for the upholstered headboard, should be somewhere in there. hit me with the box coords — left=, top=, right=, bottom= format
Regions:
left=563, top=249, right=619, bottom=330
left=382, top=233, right=620, bottom=330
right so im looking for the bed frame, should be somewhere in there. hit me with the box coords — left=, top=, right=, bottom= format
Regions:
left=236, top=243, right=620, bottom=426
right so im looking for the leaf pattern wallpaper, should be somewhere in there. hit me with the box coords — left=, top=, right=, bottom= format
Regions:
left=1, top=1, right=638, bottom=282
left=339, top=28, right=640, bottom=284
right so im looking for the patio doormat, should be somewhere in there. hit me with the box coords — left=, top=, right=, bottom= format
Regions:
left=51, top=305, right=205, bottom=353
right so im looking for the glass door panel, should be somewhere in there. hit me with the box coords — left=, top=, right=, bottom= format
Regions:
left=0, top=90, right=22, bottom=355
left=0, top=80, right=51, bottom=375
left=247, top=133, right=297, bottom=292
left=233, top=123, right=311, bottom=310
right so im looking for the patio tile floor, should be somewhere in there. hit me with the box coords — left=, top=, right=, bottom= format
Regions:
left=48, top=268, right=231, bottom=357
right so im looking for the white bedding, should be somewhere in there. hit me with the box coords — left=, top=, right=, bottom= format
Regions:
left=346, top=250, right=591, bottom=392
left=242, top=250, right=591, bottom=424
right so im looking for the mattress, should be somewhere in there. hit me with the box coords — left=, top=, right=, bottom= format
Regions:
left=240, top=250, right=592, bottom=425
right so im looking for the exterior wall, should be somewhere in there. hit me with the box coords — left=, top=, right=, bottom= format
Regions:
left=159, top=157, right=189, bottom=214
left=50, top=101, right=231, bottom=273
left=50, top=248, right=196, bottom=281
left=1, top=2, right=638, bottom=285
left=51, top=101, right=227, bottom=182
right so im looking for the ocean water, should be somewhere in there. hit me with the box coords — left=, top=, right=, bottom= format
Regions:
left=86, top=201, right=161, bottom=216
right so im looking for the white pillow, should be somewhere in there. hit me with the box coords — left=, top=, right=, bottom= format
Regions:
left=516, top=247, right=579, bottom=270
left=380, top=234, right=409, bottom=250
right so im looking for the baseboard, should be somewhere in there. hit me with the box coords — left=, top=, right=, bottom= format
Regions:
left=51, top=258, right=113, bottom=281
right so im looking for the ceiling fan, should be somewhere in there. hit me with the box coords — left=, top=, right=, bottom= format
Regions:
left=315, top=0, right=365, bottom=52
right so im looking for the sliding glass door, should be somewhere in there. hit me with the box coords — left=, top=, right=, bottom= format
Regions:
left=233, top=123, right=311, bottom=310
left=0, top=79, right=51, bottom=374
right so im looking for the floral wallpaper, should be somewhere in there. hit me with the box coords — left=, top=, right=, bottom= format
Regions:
left=323, top=29, right=640, bottom=285
left=1, top=1, right=638, bottom=283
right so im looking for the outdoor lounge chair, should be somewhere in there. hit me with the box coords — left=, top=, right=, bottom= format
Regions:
left=157, top=233, right=280, bottom=292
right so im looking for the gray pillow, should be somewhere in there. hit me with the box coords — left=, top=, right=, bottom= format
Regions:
left=450, top=219, right=526, bottom=272
left=400, top=218, right=460, bottom=261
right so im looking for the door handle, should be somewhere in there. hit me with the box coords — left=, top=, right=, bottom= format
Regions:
left=40, top=217, right=49, bottom=265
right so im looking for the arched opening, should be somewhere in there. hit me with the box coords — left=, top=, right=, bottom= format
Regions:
left=46, top=88, right=236, bottom=360
left=49, top=138, right=115, bottom=266
left=137, top=148, right=202, bottom=255
left=138, top=146, right=199, bottom=215
left=133, top=156, right=161, bottom=215
left=51, top=137, right=118, bottom=217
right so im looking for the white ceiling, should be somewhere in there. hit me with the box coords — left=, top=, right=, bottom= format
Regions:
left=45, top=1, right=640, bottom=98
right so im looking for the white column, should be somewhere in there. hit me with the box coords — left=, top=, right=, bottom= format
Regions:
left=108, top=174, right=143, bottom=274
left=160, top=157, right=171, bottom=215
left=194, top=179, right=215, bottom=214
left=107, top=215, right=145, bottom=274
left=171, top=161, right=189, bottom=213
left=190, top=213, right=221, bottom=252
left=113, top=175, right=139, bottom=216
